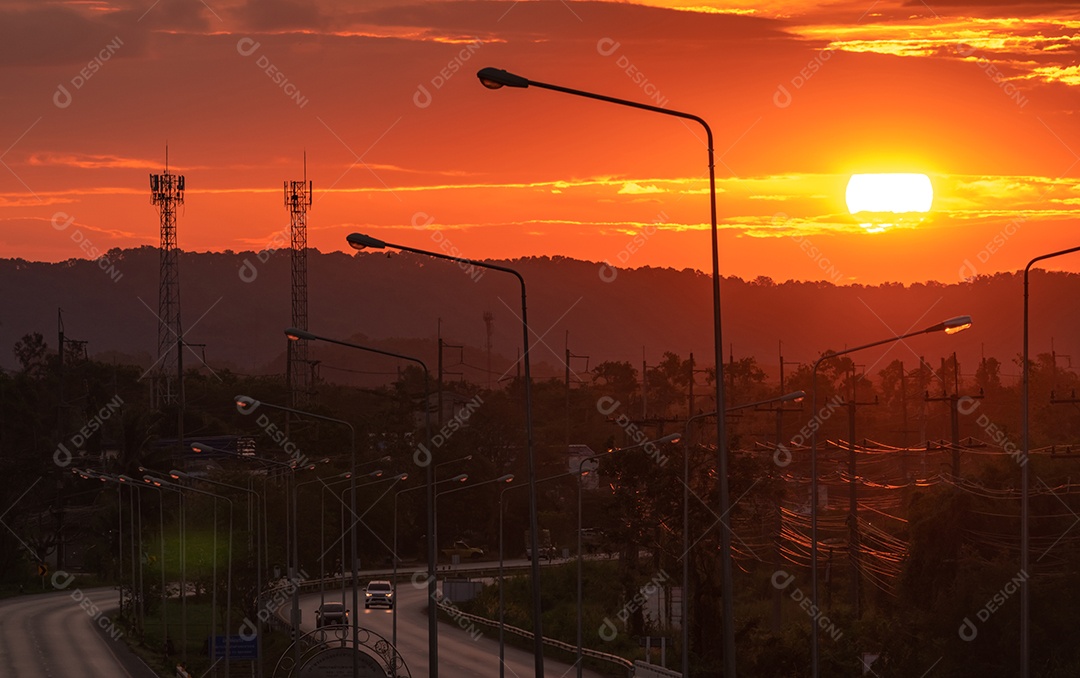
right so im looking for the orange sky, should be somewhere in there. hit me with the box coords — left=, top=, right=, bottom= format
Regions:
left=0, top=0, right=1078, bottom=284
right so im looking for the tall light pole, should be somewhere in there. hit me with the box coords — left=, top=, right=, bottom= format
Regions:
left=231, top=397, right=357, bottom=676
left=681, top=390, right=805, bottom=674
left=169, top=469, right=265, bottom=677
left=296, top=472, right=354, bottom=609
left=435, top=475, right=515, bottom=573
left=499, top=471, right=577, bottom=678
left=393, top=474, right=466, bottom=649
left=809, top=316, right=971, bottom=677
left=435, top=454, right=473, bottom=480
left=472, top=66, right=732, bottom=675
left=191, top=441, right=307, bottom=676
left=344, top=233, right=545, bottom=674
left=576, top=434, right=681, bottom=677
left=83, top=470, right=169, bottom=657
left=284, top=327, right=439, bottom=677
left=1022, top=246, right=1080, bottom=677
left=151, top=476, right=233, bottom=670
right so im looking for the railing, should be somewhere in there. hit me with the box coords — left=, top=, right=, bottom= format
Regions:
left=436, top=600, right=635, bottom=675
left=255, top=565, right=637, bottom=675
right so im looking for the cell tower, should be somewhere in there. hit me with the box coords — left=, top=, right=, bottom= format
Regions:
left=285, top=156, right=312, bottom=406
left=150, top=148, right=184, bottom=405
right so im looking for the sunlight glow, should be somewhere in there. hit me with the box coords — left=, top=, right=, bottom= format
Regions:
left=845, top=173, right=934, bottom=233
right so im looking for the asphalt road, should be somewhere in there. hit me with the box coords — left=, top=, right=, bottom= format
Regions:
left=0, top=586, right=157, bottom=677
left=298, top=572, right=608, bottom=678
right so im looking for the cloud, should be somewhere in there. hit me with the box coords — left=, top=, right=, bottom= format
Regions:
left=618, top=182, right=665, bottom=194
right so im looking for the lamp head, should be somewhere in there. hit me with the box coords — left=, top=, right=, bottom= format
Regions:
left=285, top=327, right=317, bottom=342
left=785, top=390, right=807, bottom=403
left=657, top=432, right=682, bottom=445
left=394, top=473, right=409, bottom=481
left=192, top=442, right=211, bottom=454
left=497, top=474, right=515, bottom=483
left=477, top=67, right=529, bottom=89
left=169, top=469, right=185, bottom=480
left=943, top=315, right=973, bottom=335
left=235, top=395, right=259, bottom=415
left=451, top=473, right=468, bottom=483
left=346, top=233, right=387, bottom=251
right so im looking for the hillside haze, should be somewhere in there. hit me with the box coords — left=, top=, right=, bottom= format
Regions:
left=1, top=247, right=1075, bottom=383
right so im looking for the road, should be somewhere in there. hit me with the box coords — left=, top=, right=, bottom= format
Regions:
left=0, top=586, right=157, bottom=677
left=298, top=570, right=608, bottom=678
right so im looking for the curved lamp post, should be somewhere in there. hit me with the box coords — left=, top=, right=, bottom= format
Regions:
left=296, top=472, right=354, bottom=610
left=1022, top=246, right=1080, bottom=678
left=149, top=475, right=233, bottom=670
left=284, top=327, right=438, bottom=676
left=393, top=473, right=465, bottom=649
left=809, top=315, right=971, bottom=676
left=680, top=390, right=805, bottom=673
left=498, top=470, right=578, bottom=678
left=233, top=395, right=357, bottom=676
left=473, top=66, right=732, bottom=676
left=435, top=474, right=515, bottom=574
left=344, top=233, right=545, bottom=677
left=169, top=469, right=265, bottom=677
left=576, top=433, right=681, bottom=677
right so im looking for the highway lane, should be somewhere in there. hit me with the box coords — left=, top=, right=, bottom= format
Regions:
left=298, top=575, right=608, bottom=678
left=0, top=586, right=156, bottom=678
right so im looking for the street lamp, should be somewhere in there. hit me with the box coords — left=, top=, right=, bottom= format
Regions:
left=345, top=232, right=546, bottom=677
left=498, top=470, right=578, bottom=678
left=680, top=390, right=805, bottom=674
left=1022, top=246, right=1080, bottom=678
left=392, top=473, right=464, bottom=649
left=128, top=472, right=186, bottom=659
left=283, top=327, right=439, bottom=677
left=576, top=433, right=680, bottom=677
left=169, top=469, right=266, bottom=677
left=148, top=475, right=234, bottom=670
left=435, top=454, right=473, bottom=479
left=809, top=315, right=971, bottom=676
left=474, top=66, right=733, bottom=676
left=297, top=472, right=356, bottom=610
left=82, top=470, right=168, bottom=657
left=435, top=474, right=515, bottom=574
left=232, top=396, right=358, bottom=676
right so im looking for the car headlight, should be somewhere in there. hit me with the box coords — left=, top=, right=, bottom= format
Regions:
left=365, top=592, right=372, bottom=597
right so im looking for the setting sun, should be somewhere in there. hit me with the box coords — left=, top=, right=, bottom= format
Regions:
left=845, top=173, right=934, bottom=232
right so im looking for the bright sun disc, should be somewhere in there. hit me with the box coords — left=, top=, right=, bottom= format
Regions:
left=845, top=173, right=933, bottom=232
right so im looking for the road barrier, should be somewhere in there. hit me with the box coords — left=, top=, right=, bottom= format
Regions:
left=256, top=566, right=638, bottom=675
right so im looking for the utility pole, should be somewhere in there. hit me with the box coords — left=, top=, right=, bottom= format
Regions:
left=773, top=342, right=801, bottom=632
left=437, top=323, right=463, bottom=425
left=843, top=362, right=877, bottom=619
left=925, top=353, right=983, bottom=478
left=564, top=332, right=589, bottom=453
left=484, top=311, right=494, bottom=391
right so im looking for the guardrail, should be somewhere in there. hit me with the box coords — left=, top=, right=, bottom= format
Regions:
left=256, top=566, right=637, bottom=676
left=436, top=600, right=634, bottom=676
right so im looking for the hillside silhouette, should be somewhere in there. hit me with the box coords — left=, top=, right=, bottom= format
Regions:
left=2, top=246, right=1076, bottom=384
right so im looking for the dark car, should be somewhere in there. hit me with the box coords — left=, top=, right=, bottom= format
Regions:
left=315, top=602, right=349, bottom=627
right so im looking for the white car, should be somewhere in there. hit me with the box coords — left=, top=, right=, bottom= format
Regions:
left=365, top=580, right=394, bottom=609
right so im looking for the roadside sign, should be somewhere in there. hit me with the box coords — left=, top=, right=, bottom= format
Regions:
left=209, top=635, right=258, bottom=661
